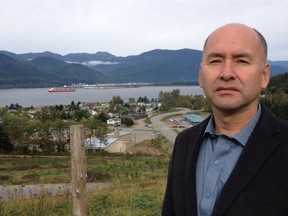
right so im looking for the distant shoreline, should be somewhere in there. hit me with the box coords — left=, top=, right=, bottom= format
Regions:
left=0, top=82, right=199, bottom=90
left=0, top=85, right=204, bottom=108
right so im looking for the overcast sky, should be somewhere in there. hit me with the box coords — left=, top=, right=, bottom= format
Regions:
left=1, top=0, right=288, bottom=60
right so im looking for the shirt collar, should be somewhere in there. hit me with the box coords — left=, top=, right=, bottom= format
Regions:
left=204, top=104, right=262, bottom=146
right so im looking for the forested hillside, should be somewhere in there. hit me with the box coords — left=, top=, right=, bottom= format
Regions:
left=30, top=57, right=106, bottom=84
left=0, top=49, right=288, bottom=88
left=267, top=72, right=288, bottom=93
left=261, top=72, right=288, bottom=120
left=0, top=54, right=54, bottom=88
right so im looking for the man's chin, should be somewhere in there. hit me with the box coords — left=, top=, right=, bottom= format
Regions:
left=212, top=102, right=243, bottom=113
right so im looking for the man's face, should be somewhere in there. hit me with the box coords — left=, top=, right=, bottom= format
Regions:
left=199, top=24, right=270, bottom=113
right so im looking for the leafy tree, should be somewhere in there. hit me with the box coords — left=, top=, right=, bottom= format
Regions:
left=171, top=89, right=180, bottom=106
left=36, top=120, right=55, bottom=154
left=158, top=91, right=164, bottom=102
left=2, top=113, right=34, bottom=153
left=97, top=112, right=108, bottom=123
left=128, top=97, right=136, bottom=103
left=151, top=134, right=168, bottom=148
left=109, top=95, right=124, bottom=112
left=8, top=103, right=22, bottom=110
left=55, top=104, right=64, bottom=111
left=158, top=89, right=210, bottom=111
left=38, top=106, right=61, bottom=121
left=121, top=117, right=134, bottom=126
left=159, top=90, right=181, bottom=110
left=84, top=118, right=108, bottom=144
left=138, top=106, right=146, bottom=113
left=73, top=109, right=90, bottom=121
left=123, top=102, right=131, bottom=109
left=137, top=96, right=149, bottom=103
left=52, top=119, right=68, bottom=153
left=0, top=124, right=12, bottom=151
left=268, top=72, right=288, bottom=93
left=69, top=101, right=80, bottom=111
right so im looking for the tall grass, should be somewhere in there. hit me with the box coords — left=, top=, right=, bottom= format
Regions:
left=0, top=154, right=169, bottom=215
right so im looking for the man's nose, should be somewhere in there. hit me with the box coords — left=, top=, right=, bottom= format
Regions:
left=219, top=60, right=236, bottom=81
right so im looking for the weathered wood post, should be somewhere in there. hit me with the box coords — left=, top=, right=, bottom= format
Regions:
left=70, top=124, right=87, bottom=216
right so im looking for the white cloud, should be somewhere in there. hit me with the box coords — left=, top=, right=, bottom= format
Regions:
left=82, top=61, right=119, bottom=66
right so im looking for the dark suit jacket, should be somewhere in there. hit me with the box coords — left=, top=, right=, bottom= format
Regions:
left=162, top=106, right=288, bottom=216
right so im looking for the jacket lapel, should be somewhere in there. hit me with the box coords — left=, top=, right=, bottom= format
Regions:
left=184, top=117, right=210, bottom=215
left=212, top=107, right=282, bottom=216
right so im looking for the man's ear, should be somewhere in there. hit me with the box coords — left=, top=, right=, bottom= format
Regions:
left=262, top=63, right=270, bottom=88
left=198, top=64, right=203, bottom=88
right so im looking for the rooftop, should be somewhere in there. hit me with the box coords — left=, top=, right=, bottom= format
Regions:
left=184, top=114, right=204, bottom=124
left=85, top=138, right=117, bottom=149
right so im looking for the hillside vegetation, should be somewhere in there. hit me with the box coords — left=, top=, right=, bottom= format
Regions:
left=267, top=72, right=288, bottom=93
left=260, top=72, right=288, bottom=120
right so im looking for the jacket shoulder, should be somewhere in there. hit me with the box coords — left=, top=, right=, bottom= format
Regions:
left=259, top=105, right=288, bottom=136
left=177, top=117, right=208, bottom=137
left=172, top=116, right=210, bottom=151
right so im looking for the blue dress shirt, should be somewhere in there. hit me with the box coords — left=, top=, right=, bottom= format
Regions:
left=196, top=105, right=262, bottom=216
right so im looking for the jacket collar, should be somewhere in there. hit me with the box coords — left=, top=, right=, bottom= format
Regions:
left=184, top=116, right=211, bottom=215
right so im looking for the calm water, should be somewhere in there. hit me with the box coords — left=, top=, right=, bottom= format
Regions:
left=0, top=86, right=203, bottom=108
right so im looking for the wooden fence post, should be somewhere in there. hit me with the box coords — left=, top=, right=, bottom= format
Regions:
left=70, top=124, right=87, bottom=216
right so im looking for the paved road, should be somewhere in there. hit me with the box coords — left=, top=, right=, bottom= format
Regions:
left=150, top=108, right=192, bottom=147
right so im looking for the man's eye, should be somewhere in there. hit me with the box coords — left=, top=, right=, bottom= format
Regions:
left=209, top=59, right=221, bottom=64
left=237, top=59, right=249, bottom=64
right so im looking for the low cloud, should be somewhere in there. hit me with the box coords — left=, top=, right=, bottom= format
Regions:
left=82, top=61, right=119, bottom=66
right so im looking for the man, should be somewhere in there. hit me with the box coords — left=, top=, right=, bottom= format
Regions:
left=162, top=23, right=288, bottom=216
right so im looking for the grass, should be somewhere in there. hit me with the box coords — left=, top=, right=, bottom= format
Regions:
left=0, top=153, right=169, bottom=215
left=0, top=156, right=71, bottom=185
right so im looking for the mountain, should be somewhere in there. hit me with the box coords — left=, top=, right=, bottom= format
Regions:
left=269, top=60, right=288, bottom=68
left=0, top=53, right=106, bottom=88
left=0, top=54, right=54, bottom=88
left=0, top=49, right=288, bottom=88
left=30, top=57, right=106, bottom=84
left=269, top=64, right=288, bottom=77
left=0, top=50, right=27, bottom=61
left=101, top=49, right=202, bottom=84
left=63, top=52, right=119, bottom=62
left=19, top=51, right=63, bottom=61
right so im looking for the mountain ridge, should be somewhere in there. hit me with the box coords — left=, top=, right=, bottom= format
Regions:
left=0, top=49, right=287, bottom=88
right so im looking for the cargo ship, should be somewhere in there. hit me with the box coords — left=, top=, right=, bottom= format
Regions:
left=48, top=87, right=76, bottom=93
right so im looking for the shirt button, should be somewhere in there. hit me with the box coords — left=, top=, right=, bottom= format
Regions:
left=205, top=192, right=212, bottom=198
left=214, top=160, right=220, bottom=165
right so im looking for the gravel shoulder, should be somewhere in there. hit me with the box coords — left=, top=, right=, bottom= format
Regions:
left=0, top=182, right=114, bottom=200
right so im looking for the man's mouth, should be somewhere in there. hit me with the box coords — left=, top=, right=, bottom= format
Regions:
left=216, top=86, right=238, bottom=91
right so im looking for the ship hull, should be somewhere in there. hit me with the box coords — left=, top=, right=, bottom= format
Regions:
left=48, top=88, right=76, bottom=93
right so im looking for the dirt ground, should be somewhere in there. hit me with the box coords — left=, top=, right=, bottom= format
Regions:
left=126, top=139, right=168, bottom=156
